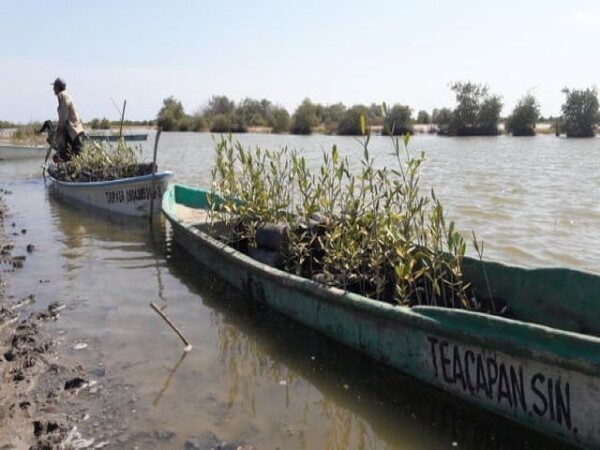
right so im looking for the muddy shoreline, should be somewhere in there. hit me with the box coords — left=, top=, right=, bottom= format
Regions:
left=0, top=189, right=259, bottom=450
left=0, top=189, right=141, bottom=449
left=0, top=188, right=87, bottom=448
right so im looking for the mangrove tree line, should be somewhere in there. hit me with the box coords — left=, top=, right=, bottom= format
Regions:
left=152, top=82, right=600, bottom=137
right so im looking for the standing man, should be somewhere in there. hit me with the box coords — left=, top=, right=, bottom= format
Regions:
left=52, top=77, right=85, bottom=161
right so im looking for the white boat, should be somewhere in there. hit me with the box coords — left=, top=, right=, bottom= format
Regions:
left=47, top=167, right=174, bottom=217
left=0, top=143, right=48, bottom=161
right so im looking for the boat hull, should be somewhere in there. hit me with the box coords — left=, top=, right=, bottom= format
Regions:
left=87, top=133, right=148, bottom=142
left=0, top=144, right=48, bottom=160
left=162, top=184, right=600, bottom=448
left=50, top=171, right=173, bottom=217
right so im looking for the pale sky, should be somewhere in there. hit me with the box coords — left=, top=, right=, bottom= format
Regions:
left=1, top=0, right=598, bottom=123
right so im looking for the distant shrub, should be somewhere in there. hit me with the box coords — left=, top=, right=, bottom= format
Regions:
left=157, top=96, right=186, bottom=131
left=382, top=104, right=413, bottom=136
left=205, top=95, right=235, bottom=117
left=561, top=87, right=599, bottom=137
left=210, top=114, right=232, bottom=133
left=191, top=115, right=207, bottom=132
left=368, top=103, right=385, bottom=126
left=432, top=108, right=453, bottom=129
left=178, top=117, right=191, bottom=132
left=416, top=110, right=430, bottom=124
left=506, top=92, right=540, bottom=136
left=158, top=112, right=177, bottom=132
left=290, top=98, right=318, bottom=134
left=237, top=98, right=273, bottom=127
left=337, top=105, right=370, bottom=135
left=269, top=108, right=290, bottom=133
left=444, top=81, right=502, bottom=136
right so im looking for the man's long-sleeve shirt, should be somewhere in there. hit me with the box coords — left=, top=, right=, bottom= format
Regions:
left=57, top=90, right=84, bottom=140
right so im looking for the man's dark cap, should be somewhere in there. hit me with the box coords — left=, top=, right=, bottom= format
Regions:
left=51, top=77, right=66, bottom=89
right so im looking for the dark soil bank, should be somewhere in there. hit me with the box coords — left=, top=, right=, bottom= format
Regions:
left=0, top=189, right=138, bottom=449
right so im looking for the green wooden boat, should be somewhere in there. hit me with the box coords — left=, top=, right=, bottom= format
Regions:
left=87, top=133, right=148, bottom=142
left=163, top=183, right=600, bottom=448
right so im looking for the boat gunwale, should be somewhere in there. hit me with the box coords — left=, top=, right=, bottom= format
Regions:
left=48, top=170, right=174, bottom=189
left=87, top=133, right=148, bottom=141
left=162, top=183, right=600, bottom=377
left=0, top=143, right=47, bottom=150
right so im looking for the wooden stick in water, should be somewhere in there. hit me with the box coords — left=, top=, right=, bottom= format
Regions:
left=152, top=351, right=188, bottom=407
left=149, top=128, right=162, bottom=222
left=118, top=100, right=127, bottom=139
left=150, top=302, right=193, bottom=352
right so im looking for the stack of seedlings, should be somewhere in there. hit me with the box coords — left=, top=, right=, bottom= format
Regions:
left=48, top=140, right=153, bottom=182
left=208, top=129, right=498, bottom=314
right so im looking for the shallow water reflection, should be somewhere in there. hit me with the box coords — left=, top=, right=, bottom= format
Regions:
left=160, top=246, right=568, bottom=449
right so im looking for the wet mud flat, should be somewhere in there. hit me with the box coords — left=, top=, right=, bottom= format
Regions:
left=0, top=188, right=139, bottom=449
left=0, top=187, right=86, bottom=448
left=0, top=188, right=258, bottom=450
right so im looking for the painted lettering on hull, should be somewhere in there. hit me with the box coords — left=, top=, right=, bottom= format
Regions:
left=126, top=186, right=162, bottom=202
left=426, top=336, right=573, bottom=433
left=105, top=186, right=163, bottom=204
left=105, top=190, right=125, bottom=204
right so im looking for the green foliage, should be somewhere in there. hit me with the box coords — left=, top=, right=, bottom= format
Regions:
left=202, top=96, right=249, bottom=133
left=445, top=82, right=502, bottom=136
left=337, top=105, right=370, bottom=135
left=209, top=114, right=233, bottom=133
left=290, top=98, right=318, bottom=134
left=477, top=98, right=503, bottom=135
left=157, top=113, right=175, bottom=131
left=236, top=98, right=273, bottom=127
left=156, top=96, right=186, bottom=131
left=561, top=87, right=599, bottom=137
left=382, top=104, right=413, bottom=136
left=205, top=95, right=235, bottom=117
left=178, top=116, right=191, bottom=132
left=506, top=92, right=540, bottom=136
left=208, top=135, right=482, bottom=311
left=88, top=118, right=111, bottom=130
left=11, top=122, right=43, bottom=143
left=316, top=103, right=347, bottom=128
left=431, top=108, right=452, bottom=128
left=191, top=114, right=208, bottom=132
left=209, top=112, right=247, bottom=133
left=416, top=110, right=430, bottom=124
left=50, top=140, right=146, bottom=181
left=368, top=103, right=385, bottom=125
left=269, top=107, right=291, bottom=133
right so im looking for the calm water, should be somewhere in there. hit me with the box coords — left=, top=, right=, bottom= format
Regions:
left=2, top=132, right=593, bottom=449
left=128, top=131, right=599, bottom=271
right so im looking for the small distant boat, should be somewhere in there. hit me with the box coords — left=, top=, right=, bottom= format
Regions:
left=0, top=143, right=48, bottom=161
left=47, top=164, right=173, bottom=217
left=87, top=133, right=148, bottom=142
left=163, top=183, right=600, bottom=448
